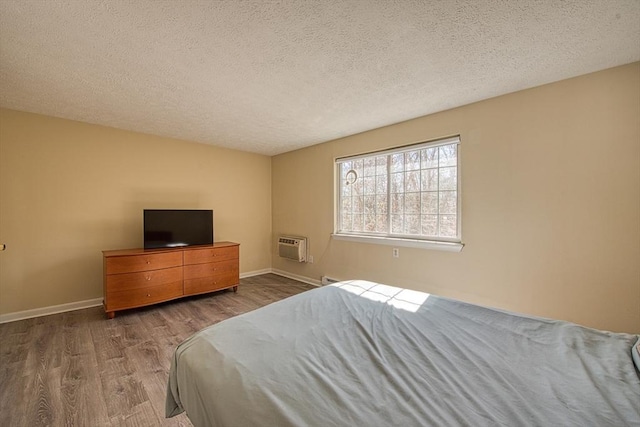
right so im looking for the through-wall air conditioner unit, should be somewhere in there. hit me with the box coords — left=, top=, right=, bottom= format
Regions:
left=278, top=236, right=307, bottom=262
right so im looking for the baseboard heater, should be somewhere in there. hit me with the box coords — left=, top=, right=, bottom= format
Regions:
left=278, top=236, right=307, bottom=262
left=321, top=276, right=340, bottom=285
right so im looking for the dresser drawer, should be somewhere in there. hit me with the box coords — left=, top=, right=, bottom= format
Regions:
left=184, top=245, right=238, bottom=265
left=184, top=270, right=239, bottom=295
left=106, top=280, right=183, bottom=312
left=105, top=251, right=183, bottom=274
left=183, top=259, right=238, bottom=280
left=106, top=266, right=183, bottom=292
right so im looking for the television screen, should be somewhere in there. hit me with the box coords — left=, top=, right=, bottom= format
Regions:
left=144, top=209, right=213, bottom=249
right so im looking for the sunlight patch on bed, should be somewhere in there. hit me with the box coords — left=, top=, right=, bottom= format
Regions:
left=333, top=280, right=430, bottom=313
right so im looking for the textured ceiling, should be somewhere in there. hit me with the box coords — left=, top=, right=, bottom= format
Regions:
left=0, top=1, right=639, bottom=156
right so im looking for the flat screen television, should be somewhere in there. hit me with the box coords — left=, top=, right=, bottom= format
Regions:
left=143, top=209, right=213, bottom=249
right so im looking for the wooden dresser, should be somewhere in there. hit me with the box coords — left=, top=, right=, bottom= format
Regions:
left=103, top=242, right=239, bottom=318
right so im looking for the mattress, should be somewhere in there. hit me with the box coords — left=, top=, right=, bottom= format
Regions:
left=166, top=280, right=640, bottom=426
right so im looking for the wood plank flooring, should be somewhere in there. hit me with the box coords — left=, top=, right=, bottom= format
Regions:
left=0, top=274, right=315, bottom=427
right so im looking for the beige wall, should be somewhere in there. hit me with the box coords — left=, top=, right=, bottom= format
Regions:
left=1, top=64, right=638, bottom=332
left=272, top=63, right=640, bottom=333
left=0, top=109, right=272, bottom=315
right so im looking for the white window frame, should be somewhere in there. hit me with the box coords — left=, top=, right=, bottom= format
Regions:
left=332, top=136, right=464, bottom=252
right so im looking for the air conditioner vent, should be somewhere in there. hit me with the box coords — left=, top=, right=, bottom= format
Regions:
left=278, top=236, right=307, bottom=262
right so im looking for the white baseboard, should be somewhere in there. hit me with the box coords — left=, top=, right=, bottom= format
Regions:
left=0, top=269, right=320, bottom=324
left=271, top=269, right=322, bottom=287
left=240, top=268, right=272, bottom=278
left=242, top=267, right=322, bottom=287
left=0, top=298, right=103, bottom=324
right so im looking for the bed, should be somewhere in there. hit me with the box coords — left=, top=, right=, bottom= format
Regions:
left=166, top=280, right=640, bottom=426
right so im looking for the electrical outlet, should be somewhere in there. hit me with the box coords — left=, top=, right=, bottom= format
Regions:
left=392, top=248, right=399, bottom=258
left=308, top=255, right=314, bottom=263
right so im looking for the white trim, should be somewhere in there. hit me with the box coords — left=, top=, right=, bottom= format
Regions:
left=240, top=268, right=272, bottom=278
left=0, top=269, right=318, bottom=324
left=271, top=269, right=322, bottom=287
left=0, top=298, right=103, bottom=324
left=331, top=233, right=464, bottom=252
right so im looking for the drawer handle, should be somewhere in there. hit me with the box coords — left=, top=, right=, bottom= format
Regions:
left=146, top=293, right=151, bottom=297
left=146, top=260, right=150, bottom=265
left=146, top=276, right=151, bottom=281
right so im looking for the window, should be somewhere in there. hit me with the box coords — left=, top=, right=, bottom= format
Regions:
left=334, top=136, right=462, bottom=251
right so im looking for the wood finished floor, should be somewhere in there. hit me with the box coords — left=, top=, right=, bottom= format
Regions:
left=0, top=274, right=315, bottom=427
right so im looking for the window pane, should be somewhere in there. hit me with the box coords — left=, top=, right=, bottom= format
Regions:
left=391, top=214, right=403, bottom=233
left=353, top=214, right=363, bottom=231
left=376, top=156, right=387, bottom=175
left=421, top=169, right=438, bottom=191
left=406, top=170, right=420, bottom=192
left=391, top=194, right=404, bottom=214
left=376, top=175, right=387, bottom=194
left=391, top=172, right=404, bottom=193
left=364, top=176, right=375, bottom=195
left=421, top=215, right=438, bottom=236
left=341, top=161, right=352, bottom=178
left=439, top=145, right=457, bottom=167
left=405, top=192, right=420, bottom=214
left=439, top=191, right=457, bottom=214
left=391, top=153, right=404, bottom=173
left=405, top=150, right=420, bottom=171
left=376, top=195, right=388, bottom=214
left=404, top=214, right=420, bottom=234
left=353, top=175, right=363, bottom=195
left=376, top=215, right=388, bottom=233
left=341, top=182, right=352, bottom=196
left=353, top=159, right=364, bottom=175
left=439, top=166, right=457, bottom=190
left=421, top=192, right=438, bottom=214
left=421, top=148, right=438, bottom=168
left=364, top=157, right=376, bottom=176
left=341, top=197, right=352, bottom=212
left=364, top=195, right=376, bottom=215
left=341, top=214, right=352, bottom=231
left=439, top=215, right=457, bottom=237
left=364, top=214, right=376, bottom=232
left=353, top=196, right=364, bottom=213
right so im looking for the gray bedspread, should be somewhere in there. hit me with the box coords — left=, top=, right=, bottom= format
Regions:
left=166, top=280, right=640, bottom=426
